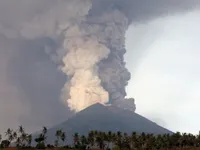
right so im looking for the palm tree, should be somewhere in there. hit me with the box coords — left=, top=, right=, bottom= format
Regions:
left=5, top=128, right=12, bottom=139
left=42, top=126, right=47, bottom=144
left=80, top=135, right=88, bottom=150
left=6, top=126, right=200, bottom=149
left=130, top=132, right=137, bottom=149
left=17, top=125, right=26, bottom=147
left=35, top=133, right=45, bottom=149
left=156, top=134, right=166, bottom=149
left=21, top=132, right=28, bottom=147
left=55, top=129, right=62, bottom=147
left=42, top=127, right=47, bottom=135
left=61, top=132, right=66, bottom=146
left=107, top=131, right=113, bottom=148
left=88, top=131, right=95, bottom=148
left=115, top=131, right=122, bottom=149
left=13, top=131, right=18, bottom=141
left=18, top=125, right=24, bottom=134
left=5, top=128, right=14, bottom=146
left=1, top=140, right=10, bottom=148
left=95, top=132, right=104, bottom=150
left=122, top=132, right=130, bottom=149
left=5, top=128, right=12, bottom=135
left=12, top=131, right=18, bottom=147
left=8, top=134, right=14, bottom=144
left=73, top=133, right=80, bottom=147
left=27, top=134, right=32, bottom=147
left=162, top=133, right=170, bottom=148
left=145, top=133, right=156, bottom=149
left=102, top=132, right=108, bottom=148
left=16, top=137, right=21, bottom=148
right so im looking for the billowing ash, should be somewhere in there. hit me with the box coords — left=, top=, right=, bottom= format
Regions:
left=1, top=0, right=134, bottom=112
left=0, top=0, right=199, bottom=112
left=55, top=0, right=134, bottom=112
left=0, top=0, right=136, bottom=112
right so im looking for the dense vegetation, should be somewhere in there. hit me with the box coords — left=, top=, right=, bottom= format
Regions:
left=1, top=126, right=200, bottom=150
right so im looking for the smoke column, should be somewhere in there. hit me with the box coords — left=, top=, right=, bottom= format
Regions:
left=56, top=1, right=133, bottom=112
left=21, top=0, right=137, bottom=112
left=1, top=0, right=199, bottom=113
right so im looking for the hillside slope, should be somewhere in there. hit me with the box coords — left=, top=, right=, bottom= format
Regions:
left=34, top=103, right=172, bottom=144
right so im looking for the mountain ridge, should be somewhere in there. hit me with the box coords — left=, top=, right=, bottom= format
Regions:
left=33, top=103, right=172, bottom=145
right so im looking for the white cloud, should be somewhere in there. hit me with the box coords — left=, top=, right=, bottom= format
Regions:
left=126, top=10, right=200, bottom=134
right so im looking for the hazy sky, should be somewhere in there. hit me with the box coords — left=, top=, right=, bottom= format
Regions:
left=0, top=0, right=200, bottom=136
left=126, top=10, right=200, bottom=134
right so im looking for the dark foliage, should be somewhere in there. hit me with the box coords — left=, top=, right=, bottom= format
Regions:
left=1, top=126, right=200, bottom=149
left=0, top=140, right=10, bottom=148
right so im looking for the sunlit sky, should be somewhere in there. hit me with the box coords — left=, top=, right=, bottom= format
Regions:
left=125, top=10, right=200, bottom=134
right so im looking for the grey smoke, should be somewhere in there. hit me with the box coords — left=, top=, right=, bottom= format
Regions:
left=0, top=0, right=200, bottom=133
left=0, top=35, right=71, bottom=134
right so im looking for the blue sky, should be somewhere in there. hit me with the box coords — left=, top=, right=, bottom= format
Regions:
left=125, top=10, right=200, bottom=134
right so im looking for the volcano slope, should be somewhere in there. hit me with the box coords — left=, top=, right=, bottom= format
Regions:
left=34, top=103, right=172, bottom=144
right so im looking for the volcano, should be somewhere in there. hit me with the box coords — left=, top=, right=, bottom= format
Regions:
left=35, top=103, right=172, bottom=144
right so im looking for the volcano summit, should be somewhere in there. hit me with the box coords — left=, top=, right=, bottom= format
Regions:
left=35, top=103, right=172, bottom=145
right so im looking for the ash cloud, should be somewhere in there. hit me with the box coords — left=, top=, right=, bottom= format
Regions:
left=0, top=0, right=200, bottom=132
left=0, top=35, right=71, bottom=134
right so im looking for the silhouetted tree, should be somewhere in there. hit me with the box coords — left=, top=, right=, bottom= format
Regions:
left=1, top=140, right=10, bottom=148
left=55, top=129, right=62, bottom=147
left=61, top=132, right=66, bottom=146
left=27, top=134, right=32, bottom=147
left=35, top=133, right=45, bottom=149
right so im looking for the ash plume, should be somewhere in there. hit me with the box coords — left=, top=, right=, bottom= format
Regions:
left=0, top=0, right=200, bottom=113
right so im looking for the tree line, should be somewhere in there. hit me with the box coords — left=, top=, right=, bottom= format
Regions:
left=1, top=126, right=200, bottom=150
